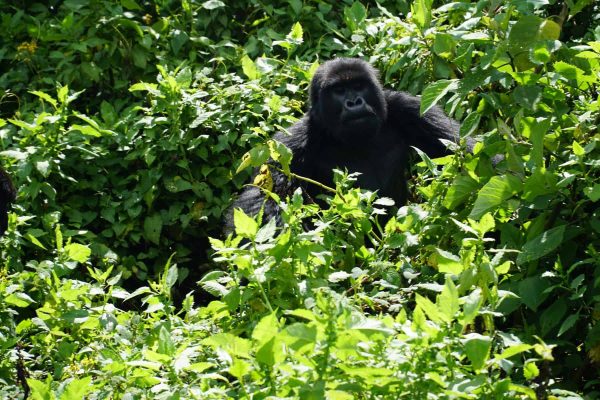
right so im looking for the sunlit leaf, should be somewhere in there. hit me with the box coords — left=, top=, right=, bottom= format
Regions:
left=420, top=79, right=459, bottom=115
left=64, top=243, right=91, bottom=263
left=462, top=333, right=492, bottom=371
left=517, top=225, right=565, bottom=265
left=233, top=208, right=258, bottom=238
left=469, top=175, right=522, bottom=219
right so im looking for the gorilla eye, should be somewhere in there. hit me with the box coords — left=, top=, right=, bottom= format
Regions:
left=352, top=81, right=365, bottom=90
left=332, top=86, right=345, bottom=95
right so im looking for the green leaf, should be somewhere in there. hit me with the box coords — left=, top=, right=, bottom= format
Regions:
left=235, top=144, right=270, bottom=174
left=27, top=378, right=52, bottom=400
left=69, top=124, right=102, bottom=137
left=325, top=391, right=354, bottom=400
left=129, top=82, right=161, bottom=95
left=26, top=232, right=47, bottom=250
left=200, top=281, right=229, bottom=297
left=121, top=0, right=142, bottom=10
left=132, top=46, right=148, bottom=69
left=554, top=61, right=595, bottom=85
left=420, top=79, right=459, bottom=115
left=268, top=94, right=282, bottom=113
left=164, top=176, right=192, bottom=193
left=158, top=326, right=176, bottom=356
left=229, top=358, right=251, bottom=380
left=462, top=333, right=492, bottom=371
left=411, top=0, right=433, bottom=31
left=268, top=140, right=293, bottom=176
left=285, top=309, right=316, bottom=322
left=518, top=276, right=551, bottom=311
left=520, top=117, right=550, bottom=168
left=508, top=15, right=543, bottom=71
left=523, top=361, right=540, bottom=380
left=61, top=376, right=92, bottom=399
left=5, top=292, right=36, bottom=307
left=170, top=30, right=189, bottom=56
left=433, top=248, right=463, bottom=275
left=508, top=15, right=542, bottom=48
left=55, top=226, right=63, bottom=251
left=164, top=263, right=178, bottom=289
left=433, top=33, right=455, bottom=58
left=584, top=184, right=600, bottom=202
left=144, top=214, right=163, bottom=244
left=29, top=90, right=57, bottom=108
left=281, top=323, right=317, bottom=353
left=64, top=243, right=91, bottom=263
left=517, top=225, right=565, bottom=265
left=252, top=312, right=280, bottom=346
left=36, top=161, right=50, bottom=177
left=522, top=169, right=557, bottom=201
left=459, top=112, right=480, bottom=138
left=241, top=55, right=259, bottom=80
left=288, top=22, right=303, bottom=44
left=415, top=293, right=443, bottom=323
left=329, top=271, right=351, bottom=282
left=568, top=0, right=594, bottom=16
left=462, top=290, right=482, bottom=325
left=233, top=208, right=258, bottom=238
left=558, top=313, right=579, bottom=336
left=203, top=333, right=252, bottom=359
left=513, top=86, right=542, bottom=111
left=540, top=299, right=567, bottom=336
left=496, top=343, right=533, bottom=360
left=202, top=0, right=225, bottom=9
left=255, top=336, right=285, bottom=367
left=255, top=217, right=277, bottom=243
left=469, top=175, right=522, bottom=219
left=572, top=140, right=586, bottom=157
left=344, top=2, right=367, bottom=30
left=531, top=42, right=552, bottom=64
left=350, top=319, right=394, bottom=336
left=8, top=119, right=38, bottom=131
left=438, top=276, right=459, bottom=321
left=539, top=19, right=561, bottom=40
left=57, top=85, right=69, bottom=104
left=443, top=175, right=479, bottom=210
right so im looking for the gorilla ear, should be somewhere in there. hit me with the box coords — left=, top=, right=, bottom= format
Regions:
left=309, top=68, right=324, bottom=107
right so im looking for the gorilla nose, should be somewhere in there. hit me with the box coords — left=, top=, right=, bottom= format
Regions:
left=345, top=96, right=365, bottom=109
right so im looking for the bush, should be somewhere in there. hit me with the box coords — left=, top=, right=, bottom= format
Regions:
left=0, top=0, right=598, bottom=397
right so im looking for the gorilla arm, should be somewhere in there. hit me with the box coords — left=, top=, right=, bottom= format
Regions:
left=384, top=90, right=461, bottom=158
left=224, top=118, right=313, bottom=233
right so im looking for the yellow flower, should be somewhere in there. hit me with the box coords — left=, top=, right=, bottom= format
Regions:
left=17, top=40, right=37, bottom=54
left=589, top=344, right=600, bottom=363
left=253, top=164, right=273, bottom=192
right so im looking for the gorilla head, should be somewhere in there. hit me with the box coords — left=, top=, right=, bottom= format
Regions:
left=309, top=58, right=388, bottom=146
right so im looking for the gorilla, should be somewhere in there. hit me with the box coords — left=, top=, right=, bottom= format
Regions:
left=226, top=58, right=460, bottom=232
left=0, top=167, right=16, bottom=236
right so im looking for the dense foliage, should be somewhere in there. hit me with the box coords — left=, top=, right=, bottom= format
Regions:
left=1, top=0, right=599, bottom=398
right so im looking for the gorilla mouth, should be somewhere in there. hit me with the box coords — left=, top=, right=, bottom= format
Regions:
left=344, top=111, right=375, bottom=123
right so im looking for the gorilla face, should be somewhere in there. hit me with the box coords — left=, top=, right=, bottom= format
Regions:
left=322, top=79, right=381, bottom=144
left=309, top=58, right=387, bottom=147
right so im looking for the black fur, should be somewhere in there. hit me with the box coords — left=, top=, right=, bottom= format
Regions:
left=0, top=167, right=16, bottom=236
left=226, top=58, right=460, bottom=232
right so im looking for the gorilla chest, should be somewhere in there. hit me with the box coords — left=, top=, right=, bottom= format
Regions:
left=312, top=139, right=406, bottom=200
